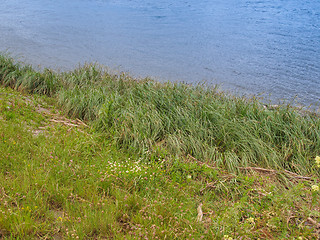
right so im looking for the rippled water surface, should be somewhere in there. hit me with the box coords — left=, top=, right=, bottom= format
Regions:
left=1, top=0, right=319, bottom=106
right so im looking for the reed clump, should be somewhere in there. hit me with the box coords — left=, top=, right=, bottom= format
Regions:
left=1, top=55, right=319, bottom=175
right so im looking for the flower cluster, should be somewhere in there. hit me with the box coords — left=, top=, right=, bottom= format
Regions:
left=98, top=158, right=166, bottom=181
left=106, top=159, right=145, bottom=176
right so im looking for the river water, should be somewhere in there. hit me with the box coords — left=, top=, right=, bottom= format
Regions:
left=1, top=0, right=319, bottom=107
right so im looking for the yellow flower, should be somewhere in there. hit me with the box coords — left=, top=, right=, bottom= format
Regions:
left=223, top=235, right=233, bottom=240
left=247, top=217, right=255, bottom=224
left=315, top=156, right=320, bottom=167
left=311, top=185, right=319, bottom=192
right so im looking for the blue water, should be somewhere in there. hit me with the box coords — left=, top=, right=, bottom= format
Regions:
left=0, top=0, right=319, bottom=107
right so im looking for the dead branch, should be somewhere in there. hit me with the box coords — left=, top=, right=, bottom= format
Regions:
left=283, top=170, right=312, bottom=181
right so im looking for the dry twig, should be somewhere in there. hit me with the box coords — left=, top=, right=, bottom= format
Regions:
left=283, top=170, right=312, bottom=181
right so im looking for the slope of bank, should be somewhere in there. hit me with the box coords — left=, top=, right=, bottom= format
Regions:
left=1, top=55, right=320, bottom=238
left=1, top=86, right=320, bottom=239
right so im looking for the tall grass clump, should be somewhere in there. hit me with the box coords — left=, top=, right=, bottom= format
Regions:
left=92, top=79, right=320, bottom=174
left=0, top=55, right=59, bottom=96
left=1, top=54, right=319, bottom=175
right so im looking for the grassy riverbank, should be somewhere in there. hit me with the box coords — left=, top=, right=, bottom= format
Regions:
left=1, top=55, right=319, bottom=174
left=1, top=55, right=320, bottom=239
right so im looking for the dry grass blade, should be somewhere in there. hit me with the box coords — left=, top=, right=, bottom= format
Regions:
left=197, top=203, right=203, bottom=222
left=306, top=217, right=320, bottom=228
left=49, top=119, right=79, bottom=127
left=76, top=118, right=88, bottom=127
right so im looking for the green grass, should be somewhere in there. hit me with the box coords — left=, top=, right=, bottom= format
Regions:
left=1, top=55, right=320, bottom=239
left=0, top=55, right=319, bottom=175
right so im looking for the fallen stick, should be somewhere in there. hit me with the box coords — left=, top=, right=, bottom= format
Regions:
left=283, top=170, right=312, bottom=180
left=238, top=167, right=276, bottom=173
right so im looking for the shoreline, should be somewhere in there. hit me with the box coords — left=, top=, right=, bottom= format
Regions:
left=3, top=53, right=320, bottom=113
